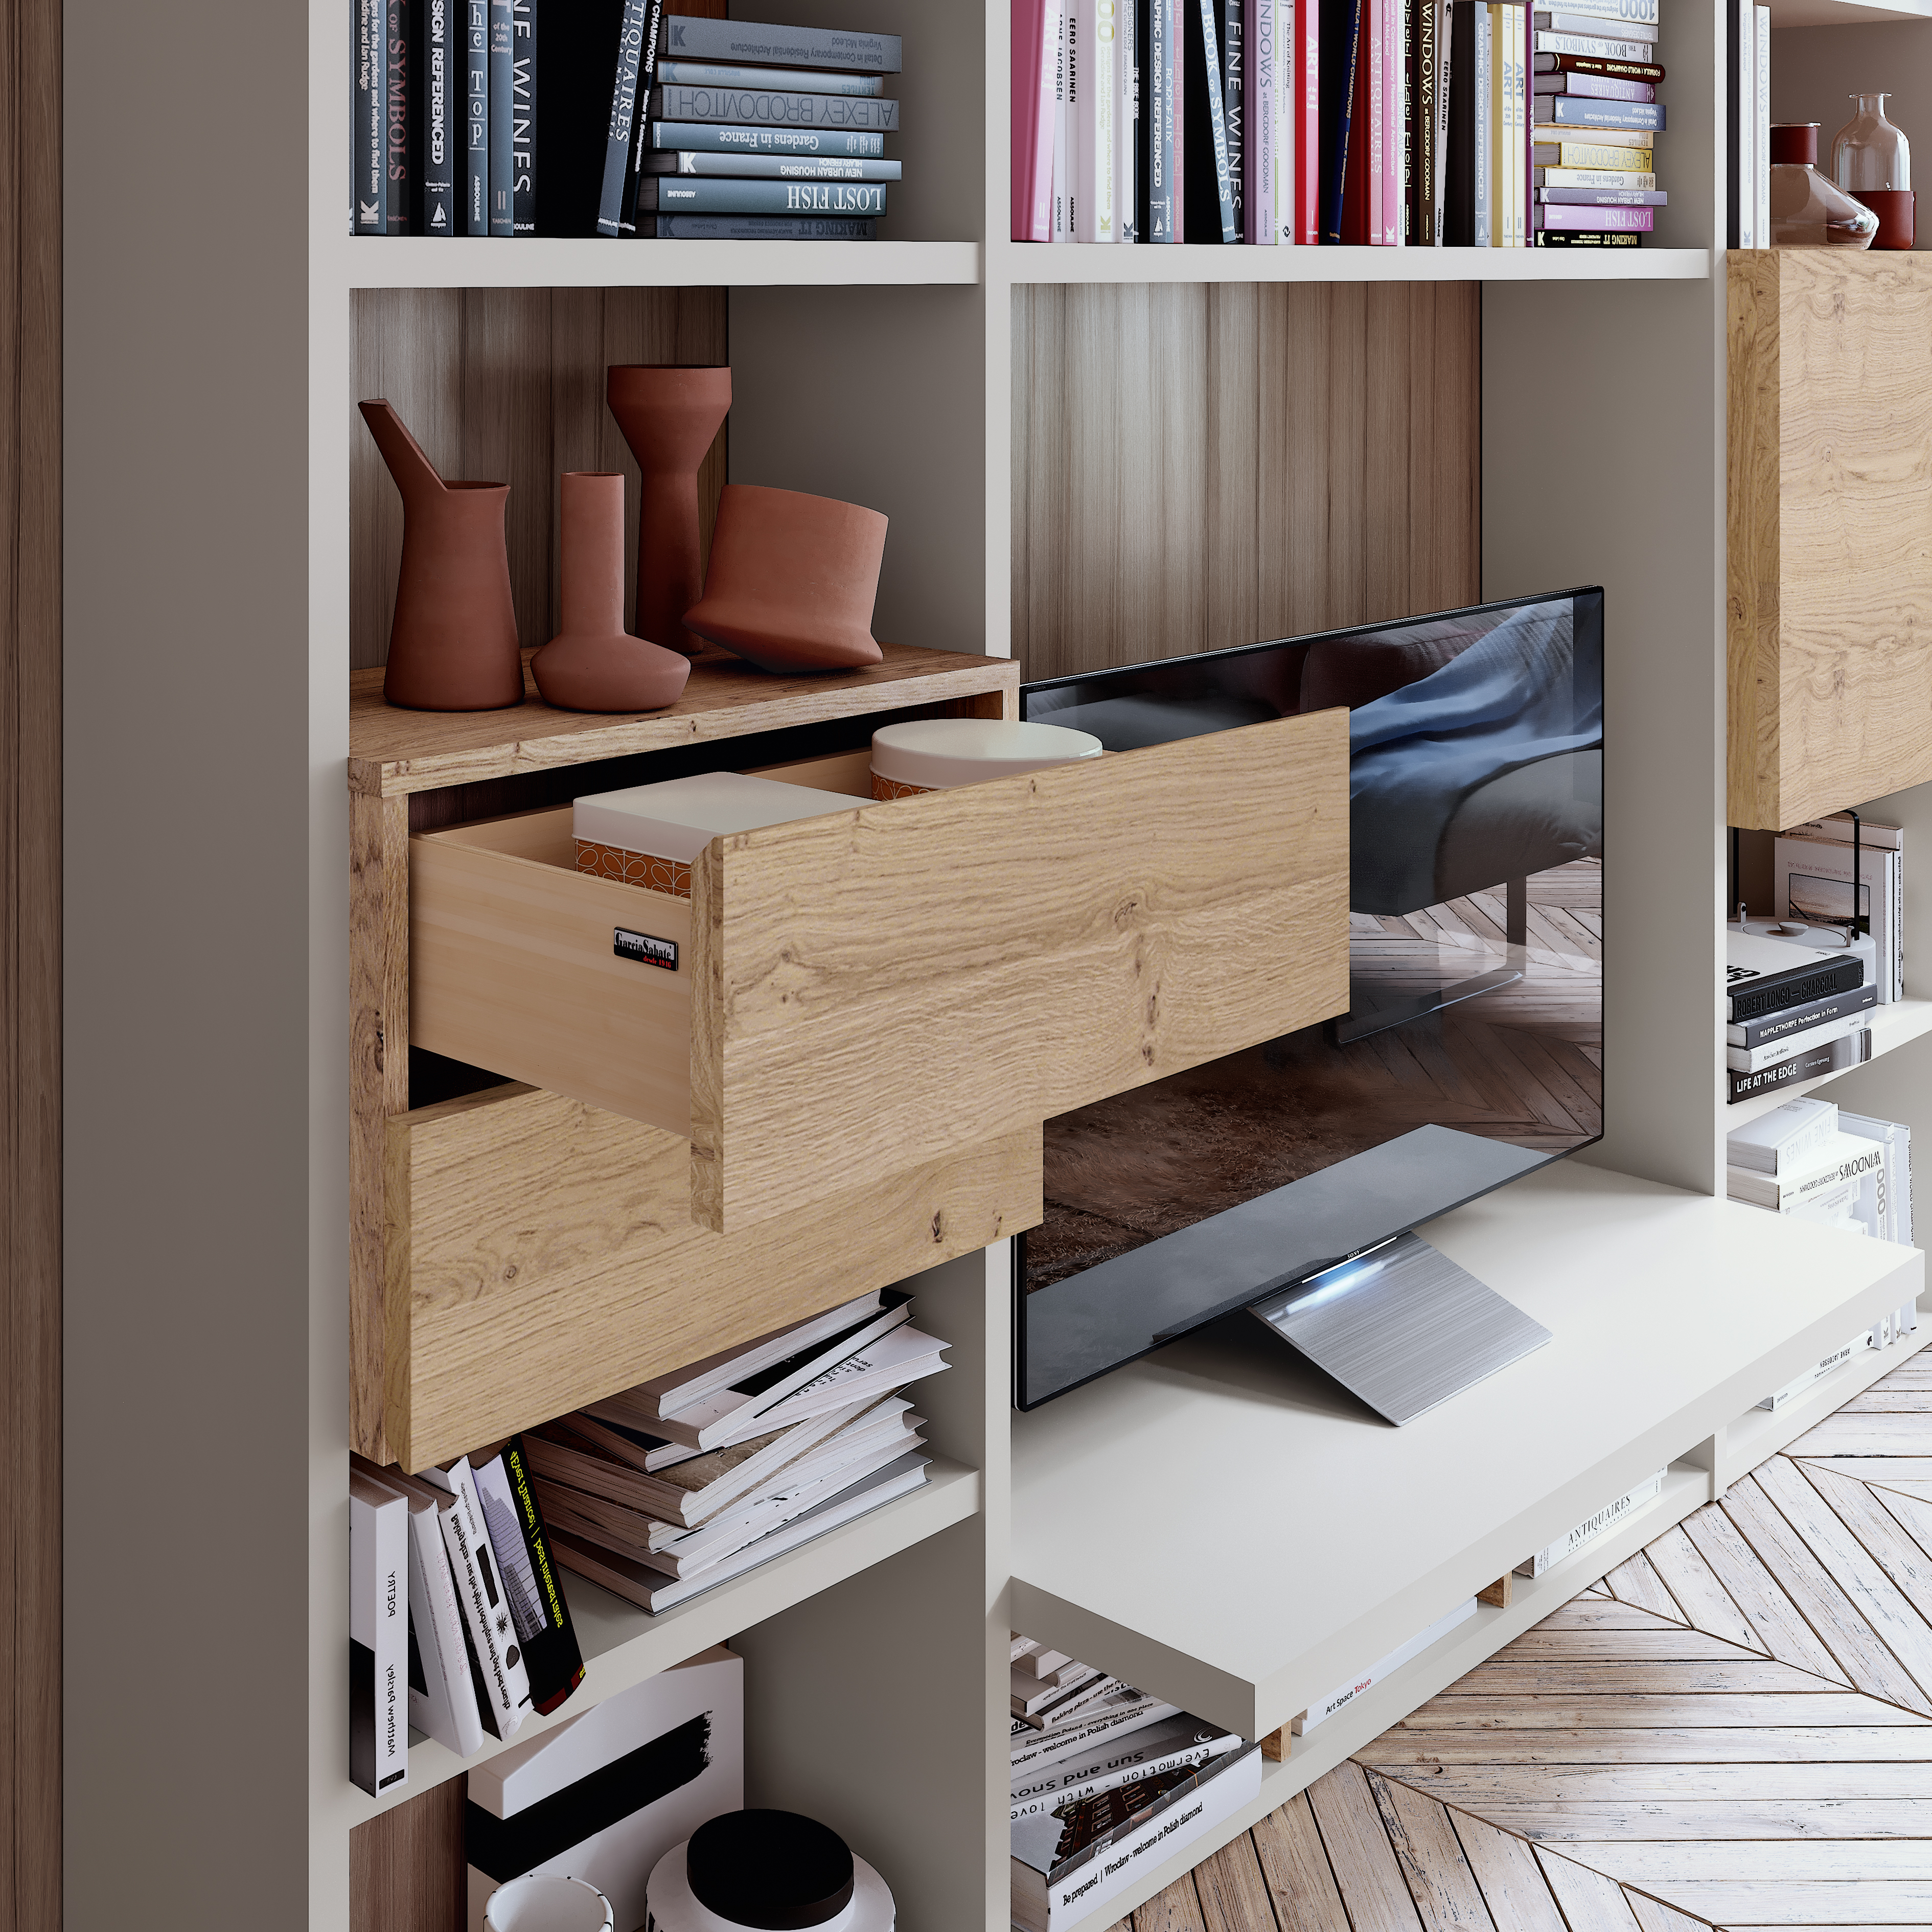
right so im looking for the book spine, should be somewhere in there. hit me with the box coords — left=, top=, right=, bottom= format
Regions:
left=1276, top=0, right=1296, bottom=238
left=1077, top=0, right=1119, bottom=237
left=1011, top=1738, right=1240, bottom=1819
left=510, top=0, right=535, bottom=232
left=649, top=83, right=901, bottom=129
left=406, top=1499, right=484, bottom=1756
left=387, top=0, right=413, bottom=231
left=1365, top=0, right=1384, bottom=238
left=1537, top=95, right=1664, bottom=126
left=1199, top=0, right=1239, bottom=237
left=650, top=150, right=903, bottom=178
left=1432, top=0, right=1450, bottom=241
left=1756, top=5, right=1770, bottom=243
left=1539, top=70, right=1655, bottom=98
left=464, top=1, right=489, bottom=232
left=597, top=1, right=651, bottom=235
left=1536, top=4, right=1657, bottom=30
left=1222, top=0, right=1245, bottom=236
left=1536, top=29, right=1654, bottom=55
left=1728, top=1011, right=1869, bottom=1074
left=1150, top=0, right=1180, bottom=234
left=349, top=1485, right=409, bottom=1796
left=1015, top=0, right=1048, bottom=236
left=639, top=212, right=879, bottom=236
left=648, top=119, right=888, bottom=155
left=1386, top=0, right=1402, bottom=240
left=1118, top=0, right=1139, bottom=238
left=656, top=59, right=886, bottom=94
left=1324, top=0, right=1362, bottom=239
left=1472, top=1, right=1489, bottom=244
left=1728, top=1029, right=1875, bottom=1101
left=1531, top=200, right=1651, bottom=226
left=1530, top=224, right=1638, bottom=242
left=1244, top=0, right=1269, bottom=237
left=645, top=178, right=888, bottom=213
left=619, top=0, right=669, bottom=234
left=1539, top=186, right=1663, bottom=201
left=487, top=0, right=513, bottom=233
left=1410, top=0, right=1435, bottom=238
left=1514, top=2, right=1528, bottom=243
left=419, top=0, right=455, bottom=232
left=353, top=0, right=389, bottom=232
left=501, top=1441, right=587, bottom=1716
left=1055, top=6, right=1074, bottom=236
left=434, top=1460, right=530, bottom=1738
left=1536, top=50, right=1662, bottom=75
left=651, top=16, right=902, bottom=71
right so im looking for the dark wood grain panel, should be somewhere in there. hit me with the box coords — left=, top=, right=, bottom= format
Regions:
left=350, top=1778, right=468, bottom=1932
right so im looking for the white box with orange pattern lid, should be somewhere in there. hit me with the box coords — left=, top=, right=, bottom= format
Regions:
left=868, top=718, right=1102, bottom=799
left=573, top=772, right=859, bottom=898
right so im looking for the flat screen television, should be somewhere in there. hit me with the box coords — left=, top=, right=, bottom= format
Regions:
left=1014, top=589, right=1605, bottom=1408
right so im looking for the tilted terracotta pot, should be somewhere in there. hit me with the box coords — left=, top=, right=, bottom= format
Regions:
left=532, top=473, right=693, bottom=714
left=682, top=484, right=887, bottom=675
left=359, top=400, right=524, bottom=711
left=605, top=364, right=731, bottom=657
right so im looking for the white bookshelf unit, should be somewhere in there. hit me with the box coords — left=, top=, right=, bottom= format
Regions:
left=242, top=0, right=1932, bottom=1925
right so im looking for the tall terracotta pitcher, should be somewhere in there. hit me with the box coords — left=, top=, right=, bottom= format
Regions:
left=359, top=400, right=524, bottom=710
left=606, top=365, right=731, bottom=657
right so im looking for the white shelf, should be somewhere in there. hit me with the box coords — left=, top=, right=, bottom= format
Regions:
left=332, top=236, right=982, bottom=291
left=343, top=1458, right=980, bottom=1827
left=1722, top=996, right=1932, bottom=1127
left=1769, top=0, right=1932, bottom=23
left=996, top=242, right=1713, bottom=284
left=1009, top=1161, right=1921, bottom=1743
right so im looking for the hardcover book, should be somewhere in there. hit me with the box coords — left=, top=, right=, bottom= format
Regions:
left=648, top=83, right=902, bottom=128
left=653, top=14, right=904, bottom=73
left=464, top=0, right=489, bottom=232
left=647, top=119, right=887, bottom=154
left=1728, top=1029, right=1875, bottom=1102
left=418, top=0, right=456, bottom=231
left=349, top=1471, right=409, bottom=1796
left=387, top=0, right=413, bottom=231
left=637, top=212, right=879, bottom=236
left=488, top=0, right=514, bottom=233
left=1185, top=0, right=1239, bottom=237
left=354, top=0, right=389, bottom=232
left=638, top=177, right=888, bottom=214
left=510, top=0, right=535, bottom=232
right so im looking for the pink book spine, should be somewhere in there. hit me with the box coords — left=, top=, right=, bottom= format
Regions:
left=1297, top=0, right=1319, bottom=240
left=1012, top=0, right=1060, bottom=240
left=1366, top=0, right=1385, bottom=241
left=1382, top=0, right=1400, bottom=241
left=1531, top=200, right=1652, bottom=228
left=1539, top=70, right=1654, bottom=100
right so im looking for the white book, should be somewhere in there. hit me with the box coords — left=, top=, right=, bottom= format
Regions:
left=1728, top=1010, right=1875, bottom=1074
left=1534, top=7, right=1658, bottom=35
left=350, top=1471, right=410, bottom=1797
left=1054, top=4, right=1074, bottom=239
left=1758, top=1330, right=1877, bottom=1411
left=355, top=1458, right=485, bottom=1760
left=1735, top=0, right=1754, bottom=246
left=1728, top=1136, right=1880, bottom=1214
left=1756, top=6, right=1771, bottom=242
left=1836, top=1112, right=1912, bottom=1243
left=419, top=1456, right=532, bottom=1741
left=1017, top=1674, right=1129, bottom=1733
left=550, top=1453, right=930, bottom=1616
left=1773, top=835, right=1903, bottom=1003
left=673, top=1327, right=949, bottom=1450
left=1011, top=1714, right=1245, bottom=1820
left=1248, top=0, right=1276, bottom=241
left=1784, top=812, right=1904, bottom=853
left=1014, top=1633, right=1043, bottom=1662
left=1293, top=1597, right=1478, bottom=1734
left=1516, top=1469, right=1665, bottom=1578
left=1115, top=0, right=1138, bottom=237
left=1009, top=1692, right=1182, bottom=1777
left=1011, top=1743, right=1262, bottom=1932
left=1018, top=1646, right=1078, bottom=1680
left=1075, top=0, right=1117, bottom=238
left=1727, top=1097, right=1840, bottom=1175
left=1016, top=1663, right=1102, bottom=1714
left=1535, top=28, right=1657, bottom=54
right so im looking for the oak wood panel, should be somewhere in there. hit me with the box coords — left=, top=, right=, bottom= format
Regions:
left=349, top=1776, right=466, bottom=1932
left=0, top=0, right=58, bottom=1920
left=1726, top=249, right=1932, bottom=829
left=691, top=708, right=1350, bottom=1232
left=348, top=641, right=1019, bottom=797
left=351, top=287, right=728, bottom=671
left=1013, top=283, right=1480, bottom=683
left=366, top=1082, right=1039, bottom=1467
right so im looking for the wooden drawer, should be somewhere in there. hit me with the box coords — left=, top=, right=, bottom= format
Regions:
left=410, top=709, right=1351, bottom=1236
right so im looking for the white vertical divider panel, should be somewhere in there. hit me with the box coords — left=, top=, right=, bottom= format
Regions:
left=731, top=1247, right=1011, bottom=1932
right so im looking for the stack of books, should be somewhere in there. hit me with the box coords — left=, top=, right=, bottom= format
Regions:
left=637, top=14, right=902, bottom=239
left=528, top=1289, right=943, bottom=1614
left=1008, top=1634, right=1258, bottom=1932
left=349, top=5, right=898, bottom=240
left=1008, top=0, right=1663, bottom=247
left=1724, top=928, right=1876, bottom=1102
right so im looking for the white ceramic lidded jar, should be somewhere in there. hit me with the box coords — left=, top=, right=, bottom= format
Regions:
left=869, top=718, right=1102, bottom=799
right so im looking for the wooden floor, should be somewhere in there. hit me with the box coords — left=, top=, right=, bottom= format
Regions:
left=1106, top=1346, right=1932, bottom=1931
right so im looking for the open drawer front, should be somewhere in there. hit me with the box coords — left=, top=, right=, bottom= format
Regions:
left=410, top=708, right=1351, bottom=1235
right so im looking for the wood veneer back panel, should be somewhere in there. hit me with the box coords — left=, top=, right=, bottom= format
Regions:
left=350, top=1778, right=467, bottom=1932
left=1012, top=282, right=1480, bottom=683
left=350, top=288, right=729, bottom=671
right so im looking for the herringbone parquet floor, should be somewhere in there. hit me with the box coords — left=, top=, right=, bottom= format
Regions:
left=1107, top=1345, right=1932, bottom=1930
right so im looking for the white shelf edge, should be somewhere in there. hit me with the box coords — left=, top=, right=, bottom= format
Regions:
left=342, top=1458, right=980, bottom=1828
left=1057, top=1462, right=1717, bottom=1931
left=995, top=243, right=1713, bottom=285
left=1768, top=0, right=1932, bottom=22
left=331, top=237, right=983, bottom=292
left=1722, top=997, right=1932, bottom=1128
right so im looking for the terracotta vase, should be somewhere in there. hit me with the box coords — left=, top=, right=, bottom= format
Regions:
left=359, top=400, right=524, bottom=711
left=682, top=484, right=887, bottom=675
left=531, top=473, right=693, bottom=714
left=605, top=365, right=732, bottom=657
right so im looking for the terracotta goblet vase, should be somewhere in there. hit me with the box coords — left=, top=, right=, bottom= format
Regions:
left=682, top=484, right=888, bottom=675
left=605, top=364, right=732, bottom=657
left=531, top=473, right=693, bottom=714
left=359, top=400, right=524, bottom=711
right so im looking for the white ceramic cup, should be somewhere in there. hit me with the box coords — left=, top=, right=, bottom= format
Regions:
left=485, top=1874, right=615, bottom=1932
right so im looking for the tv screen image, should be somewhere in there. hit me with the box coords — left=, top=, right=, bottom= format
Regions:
left=1015, top=589, right=1604, bottom=1409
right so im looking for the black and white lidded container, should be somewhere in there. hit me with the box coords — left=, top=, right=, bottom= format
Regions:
left=645, top=1811, right=894, bottom=1932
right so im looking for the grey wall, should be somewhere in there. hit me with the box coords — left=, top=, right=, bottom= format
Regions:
left=1773, top=19, right=1932, bottom=232
left=63, top=0, right=312, bottom=1923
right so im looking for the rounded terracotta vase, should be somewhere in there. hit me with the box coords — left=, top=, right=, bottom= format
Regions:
left=531, top=473, right=693, bottom=714
left=359, top=399, right=524, bottom=711
left=682, top=484, right=887, bottom=675
left=605, top=364, right=732, bottom=657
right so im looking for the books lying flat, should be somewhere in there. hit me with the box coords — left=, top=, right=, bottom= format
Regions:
left=1728, top=1028, right=1873, bottom=1102
left=653, top=14, right=904, bottom=74
left=1757, top=1331, right=1877, bottom=1412
left=1011, top=1714, right=1246, bottom=1822
left=647, top=121, right=888, bottom=156
left=1293, top=1597, right=1478, bottom=1735
left=1729, top=983, right=1876, bottom=1052
left=1727, top=1130, right=1887, bottom=1212
left=549, top=1453, right=931, bottom=1614
left=637, top=214, right=879, bottom=238
left=1516, top=1469, right=1666, bottom=1578
left=1728, top=1010, right=1872, bottom=1075
left=1014, top=1664, right=1102, bottom=1716
left=643, top=151, right=902, bottom=179
left=1013, top=1674, right=1129, bottom=1733
left=638, top=179, right=888, bottom=216
left=647, top=84, right=901, bottom=130
left=1728, top=1097, right=1839, bottom=1174
left=1010, top=1693, right=1183, bottom=1778
left=1011, top=1742, right=1262, bottom=1932
left=1726, top=931, right=1865, bottom=1025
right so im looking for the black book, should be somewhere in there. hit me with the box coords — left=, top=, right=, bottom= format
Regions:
left=538, top=0, right=645, bottom=235
left=638, top=177, right=887, bottom=215
left=1442, top=0, right=1478, bottom=243
left=386, top=0, right=413, bottom=231
left=1727, top=1028, right=1875, bottom=1102
left=512, top=0, right=536, bottom=232
left=490, top=1441, right=586, bottom=1716
left=464, top=0, right=490, bottom=233
left=1320, top=0, right=1366, bottom=240
left=489, top=0, right=515, bottom=233
left=1409, top=0, right=1441, bottom=243
left=1183, top=0, right=1237, bottom=240
left=1530, top=226, right=1640, bottom=243
left=353, top=0, right=388, bottom=232
left=1144, top=0, right=1181, bottom=238
left=1218, top=0, right=1245, bottom=237
left=638, top=211, right=877, bottom=236
left=418, top=0, right=457, bottom=233
left=623, top=0, right=672, bottom=232
left=1726, top=932, right=1865, bottom=1025
left=1730, top=982, right=1877, bottom=1051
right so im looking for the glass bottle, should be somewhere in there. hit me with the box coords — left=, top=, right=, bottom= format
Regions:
left=1769, top=122, right=1880, bottom=248
left=1833, top=93, right=1911, bottom=191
